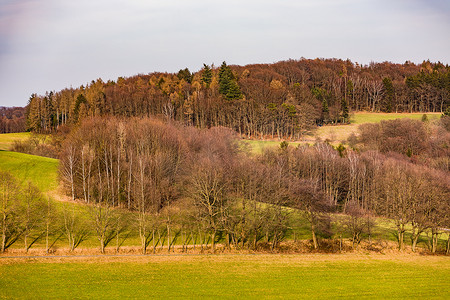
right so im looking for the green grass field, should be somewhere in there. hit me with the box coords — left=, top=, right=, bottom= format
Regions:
left=0, top=254, right=448, bottom=299
left=0, top=150, right=58, bottom=192
left=0, top=132, right=30, bottom=151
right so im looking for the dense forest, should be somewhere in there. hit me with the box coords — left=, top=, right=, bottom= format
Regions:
left=26, top=58, right=450, bottom=139
left=0, top=107, right=25, bottom=133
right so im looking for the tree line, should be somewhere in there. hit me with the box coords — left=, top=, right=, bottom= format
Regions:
left=25, top=59, right=450, bottom=139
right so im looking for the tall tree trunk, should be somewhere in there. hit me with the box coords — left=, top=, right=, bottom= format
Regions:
left=311, top=228, right=318, bottom=250
left=100, top=237, right=105, bottom=254
left=446, top=235, right=450, bottom=255
left=1, top=212, right=6, bottom=253
left=397, top=223, right=406, bottom=251
left=167, top=222, right=171, bottom=253
left=127, top=152, right=133, bottom=209
left=46, top=222, right=50, bottom=254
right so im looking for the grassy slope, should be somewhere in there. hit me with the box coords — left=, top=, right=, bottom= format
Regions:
left=0, top=132, right=30, bottom=151
left=1, top=255, right=449, bottom=299
left=0, top=150, right=58, bottom=192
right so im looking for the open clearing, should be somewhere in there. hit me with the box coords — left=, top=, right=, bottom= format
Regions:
left=0, top=254, right=448, bottom=299
left=244, top=112, right=442, bottom=152
left=0, top=132, right=30, bottom=151
left=351, top=112, right=441, bottom=124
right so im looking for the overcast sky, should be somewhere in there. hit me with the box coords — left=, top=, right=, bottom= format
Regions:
left=1, top=0, right=449, bottom=107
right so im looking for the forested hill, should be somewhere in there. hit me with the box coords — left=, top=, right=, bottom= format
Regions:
left=26, top=58, right=450, bottom=139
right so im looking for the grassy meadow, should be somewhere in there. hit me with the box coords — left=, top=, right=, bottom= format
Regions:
left=0, top=132, right=30, bottom=151
left=243, top=112, right=443, bottom=153
left=350, top=112, right=441, bottom=124
left=0, top=254, right=449, bottom=299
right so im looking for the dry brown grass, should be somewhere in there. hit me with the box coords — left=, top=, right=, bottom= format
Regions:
left=1, top=239, right=447, bottom=264
left=1, top=251, right=448, bottom=267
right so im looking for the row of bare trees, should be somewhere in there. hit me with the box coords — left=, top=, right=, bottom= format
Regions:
left=287, top=145, right=449, bottom=252
left=1, top=171, right=56, bottom=253
left=0, top=169, right=132, bottom=254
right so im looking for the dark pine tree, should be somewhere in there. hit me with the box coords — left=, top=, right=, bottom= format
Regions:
left=218, top=62, right=242, bottom=100
left=177, top=68, right=193, bottom=84
left=201, top=64, right=213, bottom=88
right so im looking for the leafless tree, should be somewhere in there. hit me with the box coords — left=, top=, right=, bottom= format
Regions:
left=22, top=182, right=45, bottom=252
left=60, top=144, right=78, bottom=201
left=0, top=171, right=22, bottom=252
left=89, top=203, right=118, bottom=253
left=290, top=179, right=331, bottom=250
left=343, top=200, right=368, bottom=249
left=187, top=159, right=229, bottom=253
left=368, top=80, right=384, bottom=112
left=44, top=195, right=61, bottom=254
left=62, top=204, right=88, bottom=251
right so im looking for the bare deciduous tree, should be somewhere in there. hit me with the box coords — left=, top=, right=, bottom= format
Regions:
left=0, top=171, right=22, bottom=252
left=89, top=203, right=118, bottom=254
left=62, top=205, right=88, bottom=251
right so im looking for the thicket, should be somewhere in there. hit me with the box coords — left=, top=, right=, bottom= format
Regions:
left=9, top=134, right=59, bottom=159
left=351, top=116, right=450, bottom=171
left=0, top=107, right=25, bottom=133
left=25, top=59, right=450, bottom=139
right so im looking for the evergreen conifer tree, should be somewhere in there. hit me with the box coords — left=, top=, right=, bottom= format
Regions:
left=201, top=64, right=213, bottom=88
left=218, top=61, right=242, bottom=100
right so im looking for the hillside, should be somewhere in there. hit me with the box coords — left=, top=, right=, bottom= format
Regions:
left=0, top=150, right=58, bottom=192
left=3, top=109, right=450, bottom=256
left=26, top=59, right=449, bottom=141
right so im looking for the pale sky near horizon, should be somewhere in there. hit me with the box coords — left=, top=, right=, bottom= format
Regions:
left=1, top=0, right=449, bottom=107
